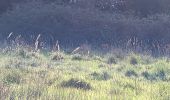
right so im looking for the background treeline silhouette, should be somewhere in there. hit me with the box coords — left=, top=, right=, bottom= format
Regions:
left=1, top=0, right=170, bottom=51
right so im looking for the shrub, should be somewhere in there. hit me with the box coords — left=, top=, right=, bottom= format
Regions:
left=142, top=70, right=167, bottom=81
left=61, top=78, right=91, bottom=90
left=125, top=70, right=138, bottom=77
left=3, top=72, right=22, bottom=84
left=155, top=69, right=167, bottom=81
left=130, top=57, right=138, bottom=65
left=141, top=71, right=156, bottom=81
left=90, top=71, right=112, bottom=81
left=107, top=56, right=117, bottom=64
left=103, top=72, right=112, bottom=80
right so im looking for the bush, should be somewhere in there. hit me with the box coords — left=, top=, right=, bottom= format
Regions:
left=142, top=70, right=167, bottom=81
left=155, top=69, right=167, bottom=81
left=141, top=71, right=156, bottom=81
left=90, top=71, right=112, bottom=81
left=107, top=56, right=117, bottom=64
left=3, top=72, right=22, bottom=84
left=125, top=70, right=138, bottom=77
left=61, top=78, right=91, bottom=90
left=130, top=57, right=138, bottom=65
left=103, top=72, right=112, bottom=80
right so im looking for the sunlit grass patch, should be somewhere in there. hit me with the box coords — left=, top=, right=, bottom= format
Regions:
left=0, top=47, right=169, bottom=99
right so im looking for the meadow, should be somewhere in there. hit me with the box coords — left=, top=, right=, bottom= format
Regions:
left=0, top=45, right=169, bottom=100
left=0, top=0, right=170, bottom=100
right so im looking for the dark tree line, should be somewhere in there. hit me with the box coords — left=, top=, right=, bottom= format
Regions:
left=1, top=0, right=170, bottom=54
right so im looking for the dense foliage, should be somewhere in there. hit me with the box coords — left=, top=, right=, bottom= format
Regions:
left=1, top=0, right=170, bottom=51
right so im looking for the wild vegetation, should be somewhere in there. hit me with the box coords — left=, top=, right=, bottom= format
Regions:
left=0, top=0, right=170, bottom=99
left=0, top=44, right=169, bottom=99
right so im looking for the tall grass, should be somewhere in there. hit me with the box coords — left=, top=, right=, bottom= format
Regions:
left=0, top=44, right=169, bottom=100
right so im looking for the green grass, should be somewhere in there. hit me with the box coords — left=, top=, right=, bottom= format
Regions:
left=0, top=48, right=170, bottom=100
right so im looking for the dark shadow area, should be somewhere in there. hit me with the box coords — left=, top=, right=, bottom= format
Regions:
left=1, top=0, right=170, bottom=56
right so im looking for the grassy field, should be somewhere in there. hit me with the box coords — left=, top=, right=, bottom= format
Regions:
left=0, top=46, right=169, bottom=100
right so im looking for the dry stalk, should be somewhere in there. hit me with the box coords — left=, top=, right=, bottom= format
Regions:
left=7, top=32, right=13, bottom=39
left=53, top=40, right=60, bottom=52
left=35, top=34, right=41, bottom=52
left=71, top=44, right=91, bottom=56
left=72, top=47, right=80, bottom=54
